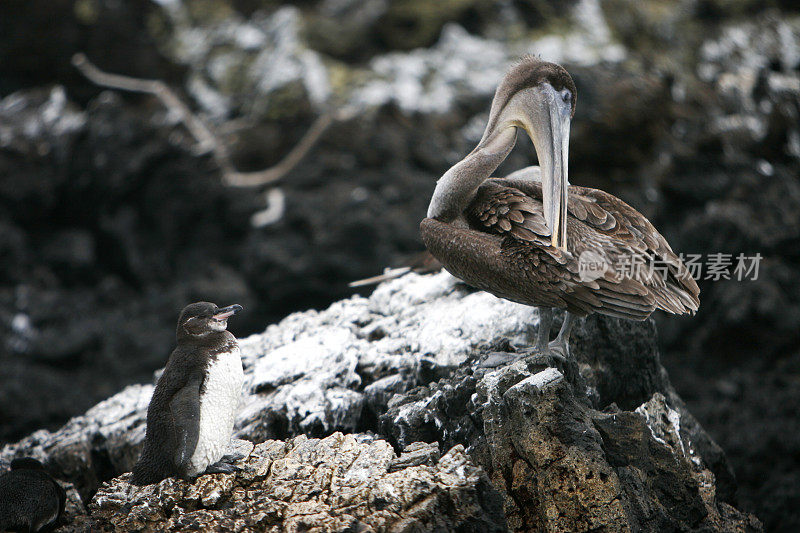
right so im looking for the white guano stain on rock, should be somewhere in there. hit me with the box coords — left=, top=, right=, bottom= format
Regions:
left=635, top=392, right=687, bottom=457
left=236, top=271, right=537, bottom=437
left=520, top=367, right=564, bottom=392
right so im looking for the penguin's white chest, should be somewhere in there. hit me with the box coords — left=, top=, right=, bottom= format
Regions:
left=187, top=345, right=243, bottom=475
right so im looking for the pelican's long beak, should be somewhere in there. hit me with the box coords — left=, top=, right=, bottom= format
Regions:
left=514, top=84, right=571, bottom=251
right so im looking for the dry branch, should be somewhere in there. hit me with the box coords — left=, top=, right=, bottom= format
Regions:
left=72, top=53, right=340, bottom=188
left=72, top=53, right=218, bottom=156
left=222, top=113, right=333, bottom=187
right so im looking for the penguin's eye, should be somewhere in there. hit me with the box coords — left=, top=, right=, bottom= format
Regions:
left=183, top=316, right=206, bottom=332
left=560, top=89, right=572, bottom=104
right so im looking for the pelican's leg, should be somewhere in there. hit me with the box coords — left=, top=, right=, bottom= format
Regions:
left=548, top=312, right=576, bottom=358
left=533, top=307, right=554, bottom=352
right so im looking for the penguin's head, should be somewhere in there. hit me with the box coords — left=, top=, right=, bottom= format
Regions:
left=178, top=302, right=243, bottom=337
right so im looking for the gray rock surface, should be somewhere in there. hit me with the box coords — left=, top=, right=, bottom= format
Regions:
left=378, top=319, right=760, bottom=531
left=88, top=434, right=505, bottom=532
left=1, top=272, right=761, bottom=531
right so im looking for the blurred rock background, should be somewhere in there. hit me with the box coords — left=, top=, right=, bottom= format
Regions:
left=0, top=0, right=797, bottom=530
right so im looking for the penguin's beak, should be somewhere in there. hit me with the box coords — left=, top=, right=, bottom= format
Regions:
left=213, top=304, right=243, bottom=320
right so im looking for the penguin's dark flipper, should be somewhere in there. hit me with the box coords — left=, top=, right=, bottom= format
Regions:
left=220, top=453, right=245, bottom=463
left=169, top=375, right=203, bottom=470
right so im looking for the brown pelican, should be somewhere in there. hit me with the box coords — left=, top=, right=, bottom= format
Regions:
left=420, top=57, right=699, bottom=357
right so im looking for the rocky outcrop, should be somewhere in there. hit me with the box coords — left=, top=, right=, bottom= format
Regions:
left=382, top=357, right=759, bottom=532
left=1, top=273, right=761, bottom=531
left=378, top=311, right=760, bottom=531
left=87, top=435, right=505, bottom=532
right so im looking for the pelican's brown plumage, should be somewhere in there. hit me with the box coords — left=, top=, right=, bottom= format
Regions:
left=420, top=57, right=699, bottom=356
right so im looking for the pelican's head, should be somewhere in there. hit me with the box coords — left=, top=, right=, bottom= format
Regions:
left=479, top=57, right=576, bottom=250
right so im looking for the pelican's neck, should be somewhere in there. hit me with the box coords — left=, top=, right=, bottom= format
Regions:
left=427, top=128, right=517, bottom=221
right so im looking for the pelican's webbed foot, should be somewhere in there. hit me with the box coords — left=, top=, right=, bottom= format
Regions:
left=480, top=309, right=575, bottom=369
left=529, top=309, right=575, bottom=360
left=546, top=312, right=575, bottom=360
left=525, top=350, right=568, bottom=368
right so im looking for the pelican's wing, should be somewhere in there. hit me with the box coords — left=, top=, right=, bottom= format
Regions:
left=467, top=180, right=551, bottom=240
left=465, top=178, right=699, bottom=317
left=571, top=184, right=700, bottom=314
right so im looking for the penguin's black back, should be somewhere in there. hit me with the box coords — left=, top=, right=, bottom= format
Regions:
left=132, top=328, right=237, bottom=485
left=0, top=458, right=66, bottom=533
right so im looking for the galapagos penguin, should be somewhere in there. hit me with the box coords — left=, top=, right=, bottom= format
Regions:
left=132, top=302, right=244, bottom=485
left=0, top=457, right=66, bottom=533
